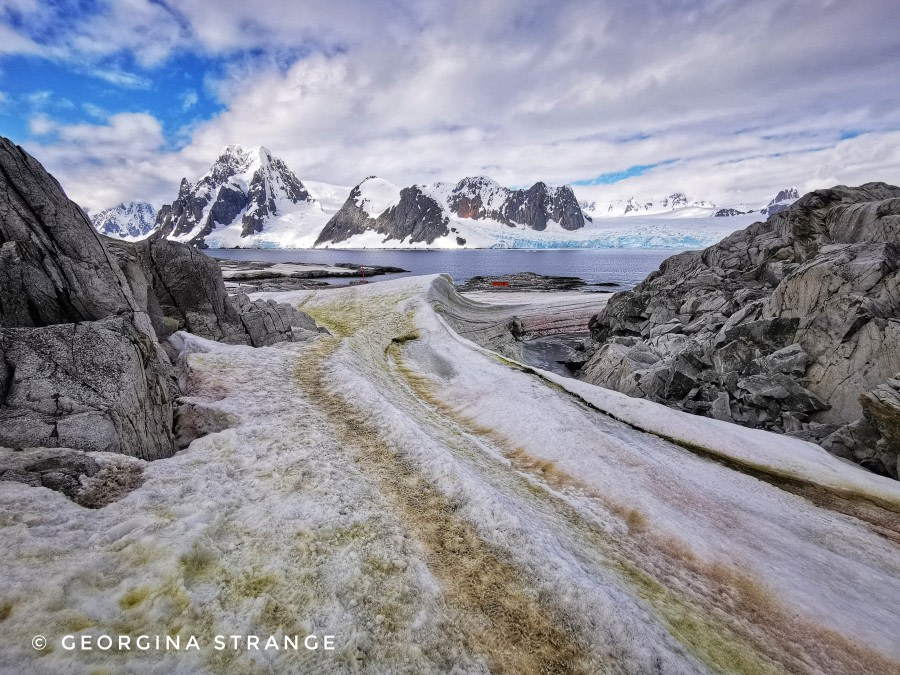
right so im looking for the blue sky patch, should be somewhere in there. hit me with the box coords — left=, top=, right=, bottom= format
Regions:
left=574, top=160, right=677, bottom=186
left=0, top=51, right=225, bottom=149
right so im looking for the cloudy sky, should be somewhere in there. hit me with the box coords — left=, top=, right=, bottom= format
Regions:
left=1, top=0, right=899, bottom=212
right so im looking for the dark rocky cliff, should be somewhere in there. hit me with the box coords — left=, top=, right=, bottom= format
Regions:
left=582, top=183, right=900, bottom=478
left=0, top=138, right=177, bottom=460
left=0, top=138, right=323, bottom=476
left=316, top=183, right=450, bottom=246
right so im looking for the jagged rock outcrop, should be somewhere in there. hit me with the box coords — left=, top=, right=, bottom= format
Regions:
left=0, top=146, right=140, bottom=328
left=108, top=239, right=323, bottom=347
left=447, top=177, right=586, bottom=231
left=108, top=238, right=248, bottom=343
left=231, top=293, right=323, bottom=347
left=154, top=145, right=314, bottom=246
left=582, top=183, right=900, bottom=478
left=0, top=137, right=177, bottom=460
left=825, top=377, right=900, bottom=478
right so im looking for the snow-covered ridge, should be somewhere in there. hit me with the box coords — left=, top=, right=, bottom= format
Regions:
left=355, top=176, right=401, bottom=217
left=581, top=192, right=715, bottom=219
left=130, top=144, right=800, bottom=249
left=90, top=201, right=157, bottom=240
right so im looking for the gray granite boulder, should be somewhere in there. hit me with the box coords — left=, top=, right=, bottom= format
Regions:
left=0, top=137, right=177, bottom=461
left=0, top=140, right=138, bottom=327
left=823, top=377, right=900, bottom=477
left=108, top=238, right=250, bottom=344
left=231, top=293, right=322, bottom=346
left=583, top=183, right=900, bottom=477
left=107, top=239, right=323, bottom=348
left=0, top=315, right=176, bottom=460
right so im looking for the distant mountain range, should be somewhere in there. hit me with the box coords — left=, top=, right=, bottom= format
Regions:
left=580, top=193, right=715, bottom=218
left=89, top=144, right=800, bottom=249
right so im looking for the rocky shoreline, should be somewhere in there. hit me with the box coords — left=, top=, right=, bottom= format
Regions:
left=457, top=271, right=619, bottom=293
left=217, top=259, right=408, bottom=292
left=580, top=183, right=900, bottom=478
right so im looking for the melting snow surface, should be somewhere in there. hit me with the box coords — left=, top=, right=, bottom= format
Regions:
left=1, top=275, right=898, bottom=673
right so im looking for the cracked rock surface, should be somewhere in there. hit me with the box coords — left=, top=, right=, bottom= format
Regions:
left=0, top=137, right=177, bottom=461
left=107, top=238, right=323, bottom=347
left=582, top=183, right=900, bottom=478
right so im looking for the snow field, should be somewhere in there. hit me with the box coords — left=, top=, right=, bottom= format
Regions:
left=0, top=275, right=898, bottom=674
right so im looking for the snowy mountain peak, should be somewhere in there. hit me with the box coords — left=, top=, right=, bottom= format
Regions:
left=155, top=144, right=318, bottom=244
left=769, top=187, right=800, bottom=206
left=713, top=186, right=802, bottom=217
left=453, top=175, right=504, bottom=192
left=91, top=201, right=158, bottom=240
left=760, top=187, right=800, bottom=216
left=354, top=176, right=401, bottom=217
left=443, top=177, right=585, bottom=231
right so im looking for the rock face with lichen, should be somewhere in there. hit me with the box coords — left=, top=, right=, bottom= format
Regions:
left=0, top=137, right=177, bottom=460
left=0, top=137, right=324, bottom=473
left=582, top=183, right=900, bottom=478
left=107, top=238, right=323, bottom=348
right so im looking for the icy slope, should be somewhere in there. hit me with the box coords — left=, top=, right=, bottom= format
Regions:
left=2, top=276, right=898, bottom=673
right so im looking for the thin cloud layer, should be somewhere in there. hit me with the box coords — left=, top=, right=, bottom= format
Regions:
left=1, top=0, right=898, bottom=211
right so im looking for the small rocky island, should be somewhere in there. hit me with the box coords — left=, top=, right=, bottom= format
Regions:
left=217, top=259, right=408, bottom=292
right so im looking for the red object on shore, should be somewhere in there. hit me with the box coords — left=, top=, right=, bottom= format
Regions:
left=491, top=281, right=510, bottom=287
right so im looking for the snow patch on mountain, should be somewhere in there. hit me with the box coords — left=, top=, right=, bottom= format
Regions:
left=355, top=176, right=402, bottom=217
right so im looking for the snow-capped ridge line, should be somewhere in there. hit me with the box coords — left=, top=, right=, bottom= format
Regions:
left=133, top=143, right=802, bottom=249
left=152, top=143, right=321, bottom=247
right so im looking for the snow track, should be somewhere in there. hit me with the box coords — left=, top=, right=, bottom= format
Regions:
left=1, top=275, right=899, bottom=674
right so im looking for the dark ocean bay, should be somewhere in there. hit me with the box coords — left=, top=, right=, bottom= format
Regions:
left=208, top=247, right=683, bottom=289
